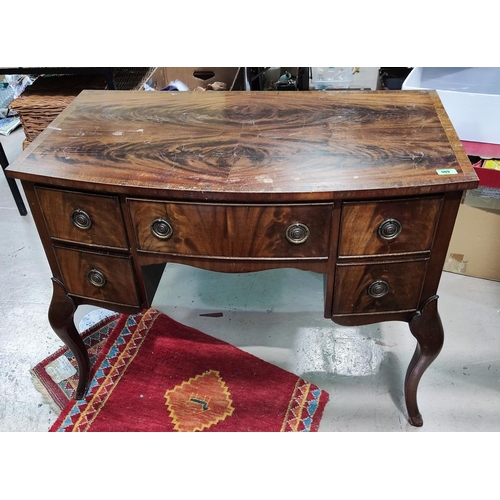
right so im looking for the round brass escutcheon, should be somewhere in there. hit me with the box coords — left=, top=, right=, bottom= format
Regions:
left=378, top=218, right=402, bottom=241
left=367, top=280, right=390, bottom=298
left=70, top=209, right=92, bottom=230
left=87, top=269, right=106, bottom=288
left=151, top=218, right=173, bottom=240
left=285, top=223, right=310, bottom=244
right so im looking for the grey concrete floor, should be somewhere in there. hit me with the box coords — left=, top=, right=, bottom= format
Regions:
left=1, top=126, right=500, bottom=432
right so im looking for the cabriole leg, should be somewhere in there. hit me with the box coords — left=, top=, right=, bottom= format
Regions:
left=405, top=295, right=444, bottom=427
left=48, top=278, right=90, bottom=399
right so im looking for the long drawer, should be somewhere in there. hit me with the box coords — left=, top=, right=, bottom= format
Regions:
left=127, top=200, right=333, bottom=259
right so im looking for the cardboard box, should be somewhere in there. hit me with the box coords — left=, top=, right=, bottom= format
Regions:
left=142, top=67, right=242, bottom=91
left=403, top=68, right=500, bottom=145
left=444, top=189, right=500, bottom=281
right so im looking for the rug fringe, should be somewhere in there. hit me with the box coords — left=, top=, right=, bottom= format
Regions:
left=29, top=369, right=63, bottom=415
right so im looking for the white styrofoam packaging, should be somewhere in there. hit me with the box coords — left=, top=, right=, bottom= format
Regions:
left=402, top=67, right=500, bottom=145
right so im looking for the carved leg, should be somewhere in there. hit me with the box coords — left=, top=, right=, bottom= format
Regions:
left=48, top=278, right=90, bottom=399
left=405, top=295, right=444, bottom=427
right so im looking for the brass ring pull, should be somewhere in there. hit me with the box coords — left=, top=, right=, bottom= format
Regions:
left=87, top=268, right=106, bottom=288
left=151, top=218, right=173, bottom=240
left=367, top=280, right=389, bottom=298
left=378, top=218, right=402, bottom=240
left=71, top=209, right=92, bottom=230
left=286, top=223, right=310, bottom=244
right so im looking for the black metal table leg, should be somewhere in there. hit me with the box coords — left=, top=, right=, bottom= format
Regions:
left=0, top=143, right=28, bottom=216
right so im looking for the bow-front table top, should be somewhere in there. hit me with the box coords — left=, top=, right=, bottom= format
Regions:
left=8, top=90, right=477, bottom=200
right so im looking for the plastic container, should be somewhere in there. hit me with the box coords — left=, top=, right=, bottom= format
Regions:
left=402, top=67, right=500, bottom=145
left=311, top=67, right=353, bottom=90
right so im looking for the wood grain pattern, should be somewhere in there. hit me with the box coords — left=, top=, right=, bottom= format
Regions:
left=333, top=259, right=428, bottom=314
left=36, top=187, right=129, bottom=249
left=7, top=90, right=478, bottom=201
left=128, top=200, right=333, bottom=258
left=338, top=196, right=442, bottom=257
left=53, top=246, right=140, bottom=306
left=406, top=295, right=444, bottom=426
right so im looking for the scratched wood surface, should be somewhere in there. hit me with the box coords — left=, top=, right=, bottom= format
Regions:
left=127, top=199, right=332, bottom=258
left=7, top=90, right=478, bottom=200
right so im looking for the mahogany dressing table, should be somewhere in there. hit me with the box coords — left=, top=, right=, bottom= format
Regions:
left=6, top=90, right=479, bottom=427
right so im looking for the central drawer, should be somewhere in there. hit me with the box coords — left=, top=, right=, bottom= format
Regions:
left=127, top=200, right=332, bottom=258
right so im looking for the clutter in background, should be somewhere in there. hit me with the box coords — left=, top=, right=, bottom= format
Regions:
left=141, top=68, right=240, bottom=92
left=0, top=82, right=15, bottom=110
left=193, top=81, right=227, bottom=92
left=310, top=67, right=355, bottom=90
left=161, top=80, right=190, bottom=91
left=0, top=75, right=32, bottom=135
left=253, top=67, right=358, bottom=91
left=379, top=67, right=413, bottom=90
left=1, top=75, right=33, bottom=102
left=275, top=71, right=297, bottom=90
left=470, top=157, right=500, bottom=172
left=144, top=79, right=228, bottom=92
left=0, top=116, right=21, bottom=136
left=1, top=75, right=33, bottom=113
left=247, top=68, right=298, bottom=91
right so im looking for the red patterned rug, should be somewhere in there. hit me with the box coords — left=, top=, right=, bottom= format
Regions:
left=34, top=308, right=329, bottom=432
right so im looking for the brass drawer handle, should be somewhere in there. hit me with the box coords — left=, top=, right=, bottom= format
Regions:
left=151, top=218, right=173, bottom=240
left=367, top=280, right=389, bottom=298
left=286, top=223, right=310, bottom=244
left=378, top=218, right=402, bottom=240
left=87, top=268, right=106, bottom=287
left=71, top=209, right=92, bottom=230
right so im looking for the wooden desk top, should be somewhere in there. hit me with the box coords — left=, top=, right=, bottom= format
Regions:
left=8, top=90, right=478, bottom=201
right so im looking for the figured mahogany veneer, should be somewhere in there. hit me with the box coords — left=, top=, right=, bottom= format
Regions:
left=35, top=187, right=129, bottom=249
left=338, top=196, right=442, bottom=257
left=333, top=259, right=428, bottom=315
left=53, top=246, right=140, bottom=307
left=127, top=200, right=332, bottom=258
left=6, top=90, right=479, bottom=427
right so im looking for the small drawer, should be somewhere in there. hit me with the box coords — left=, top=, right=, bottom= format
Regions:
left=53, top=246, right=140, bottom=307
left=35, top=187, right=128, bottom=249
left=332, top=260, right=428, bottom=315
left=338, top=197, right=442, bottom=257
left=127, top=200, right=332, bottom=259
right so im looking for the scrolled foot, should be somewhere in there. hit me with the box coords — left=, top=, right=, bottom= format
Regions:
left=408, top=413, right=423, bottom=427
